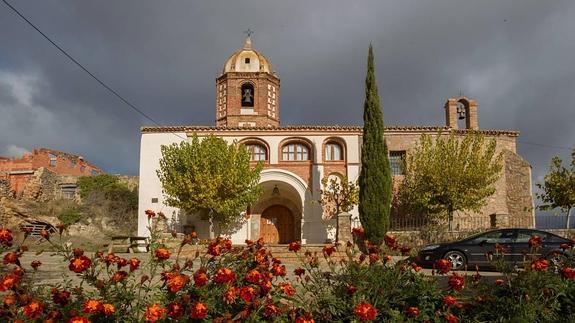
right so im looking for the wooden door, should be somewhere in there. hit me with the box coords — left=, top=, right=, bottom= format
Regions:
left=260, top=205, right=295, bottom=244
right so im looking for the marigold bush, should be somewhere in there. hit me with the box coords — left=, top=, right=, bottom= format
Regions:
left=0, top=213, right=574, bottom=322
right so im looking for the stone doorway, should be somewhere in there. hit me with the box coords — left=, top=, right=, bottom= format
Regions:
left=260, top=205, right=295, bottom=244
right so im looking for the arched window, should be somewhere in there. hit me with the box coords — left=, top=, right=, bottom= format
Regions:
left=245, top=144, right=267, bottom=161
left=325, top=142, right=343, bottom=161
left=282, top=143, right=310, bottom=161
left=241, top=83, right=254, bottom=107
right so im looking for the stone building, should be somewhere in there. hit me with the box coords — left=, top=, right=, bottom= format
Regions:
left=138, top=36, right=534, bottom=244
left=0, top=148, right=103, bottom=199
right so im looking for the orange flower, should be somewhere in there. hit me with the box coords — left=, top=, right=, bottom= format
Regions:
left=3, top=252, right=19, bottom=265
left=31, top=260, right=42, bottom=270
left=295, top=314, right=315, bottom=323
left=68, top=316, right=89, bottom=323
left=435, top=259, right=451, bottom=274
left=406, top=306, right=420, bottom=317
left=166, top=272, right=189, bottom=293
left=190, top=302, right=208, bottom=320
left=294, top=268, right=305, bottom=276
left=448, top=273, right=465, bottom=292
left=155, top=248, right=171, bottom=261
left=445, top=313, right=459, bottom=323
left=354, top=302, right=377, bottom=321
left=411, top=263, right=422, bottom=272
left=495, top=279, right=505, bottom=285
left=279, top=282, right=296, bottom=296
left=129, top=257, right=141, bottom=272
left=40, top=229, right=50, bottom=240
left=288, top=241, right=301, bottom=252
left=23, top=300, right=44, bottom=319
left=223, top=286, right=239, bottom=304
left=528, top=235, right=542, bottom=248
left=221, top=239, right=232, bottom=251
left=245, top=269, right=262, bottom=284
left=530, top=259, right=549, bottom=271
left=443, top=295, right=458, bottom=307
left=384, top=234, right=397, bottom=249
left=240, top=285, right=257, bottom=303
left=264, top=303, right=281, bottom=317
left=193, top=268, right=209, bottom=287
left=214, top=267, right=236, bottom=284
left=83, top=299, right=103, bottom=314
left=3, top=294, right=16, bottom=306
left=368, top=253, right=379, bottom=264
left=0, top=228, right=13, bottom=246
left=69, top=255, right=92, bottom=273
left=271, top=264, right=286, bottom=277
left=145, top=209, right=156, bottom=218
left=103, top=304, right=115, bottom=316
left=561, top=267, right=575, bottom=280
left=144, top=303, right=166, bottom=322
left=323, top=245, right=336, bottom=256
left=207, top=241, right=221, bottom=256
left=111, top=271, right=128, bottom=283
left=259, top=279, right=273, bottom=295
left=167, top=301, right=184, bottom=319
left=0, top=273, right=21, bottom=291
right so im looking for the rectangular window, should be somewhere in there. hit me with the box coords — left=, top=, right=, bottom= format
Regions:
left=80, top=165, right=86, bottom=172
left=389, top=151, right=406, bottom=176
left=48, top=153, right=57, bottom=167
left=70, top=160, right=77, bottom=168
left=91, top=170, right=98, bottom=176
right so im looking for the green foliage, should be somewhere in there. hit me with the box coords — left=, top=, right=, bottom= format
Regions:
left=77, top=174, right=119, bottom=199
left=157, top=135, right=263, bottom=230
left=399, top=132, right=503, bottom=228
left=359, top=44, right=392, bottom=244
left=319, top=176, right=359, bottom=242
left=57, top=207, right=83, bottom=225
left=536, top=149, right=575, bottom=228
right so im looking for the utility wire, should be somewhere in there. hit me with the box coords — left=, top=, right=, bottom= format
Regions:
left=2, top=0, right=187, bottom=140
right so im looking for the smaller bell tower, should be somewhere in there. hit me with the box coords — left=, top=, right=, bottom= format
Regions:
left=216, top=34, right=280, bottom=128
left=444, top=96, right=478, bottom=130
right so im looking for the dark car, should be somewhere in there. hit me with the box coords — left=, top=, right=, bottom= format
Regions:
left=417, top=228, right=573, bottom=270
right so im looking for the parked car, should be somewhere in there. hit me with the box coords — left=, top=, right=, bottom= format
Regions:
left=417, top=228, right=573, bottom=270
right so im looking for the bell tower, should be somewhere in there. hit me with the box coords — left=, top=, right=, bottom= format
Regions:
left=216, top=35, right=280, bottom=128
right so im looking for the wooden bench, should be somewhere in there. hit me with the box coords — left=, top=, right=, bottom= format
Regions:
left=106, top=236, right=149, bottom=253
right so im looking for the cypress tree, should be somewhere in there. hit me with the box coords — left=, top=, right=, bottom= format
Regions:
left=358, top=45, right=392, bottom=245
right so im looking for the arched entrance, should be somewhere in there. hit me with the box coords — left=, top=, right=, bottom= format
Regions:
left=260, top=205, right=295, bottom=244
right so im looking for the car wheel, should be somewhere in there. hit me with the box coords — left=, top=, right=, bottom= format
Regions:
left=444, top=251, right=466, bottom=270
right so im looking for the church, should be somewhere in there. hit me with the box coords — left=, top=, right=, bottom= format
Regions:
left=137, top=36, right=534, bottom=244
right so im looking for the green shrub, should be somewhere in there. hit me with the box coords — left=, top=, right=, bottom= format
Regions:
left=57, top=207, right=83, bottom=225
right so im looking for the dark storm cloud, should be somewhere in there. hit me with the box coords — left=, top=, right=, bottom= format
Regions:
left=1, top=1, right=573, bottom=200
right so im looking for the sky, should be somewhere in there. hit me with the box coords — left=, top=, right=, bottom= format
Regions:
left=1, top=1, right=574, bottom=202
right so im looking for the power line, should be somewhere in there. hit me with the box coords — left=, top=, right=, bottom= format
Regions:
left=2, top=0, right=187, bottom=140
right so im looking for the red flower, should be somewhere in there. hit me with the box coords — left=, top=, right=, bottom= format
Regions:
left=279, top=282, right=296, bottom=296
left=245, top=239, right=254, bottom=246
left=448, top=273, right=465, bottom=292
left=288, top=241, right=301, bottom=252
left=111, top=271, right=128, bottom=283
left=245, top=269, right=262, bottom=284
left=73, top=248, right=84, bottom=257
left=294, top=268, right=306, bottom=276
left=0, top=228, right=13, bottom=246
left=31, top=260, right=42, bottom=270
left=23, top=300, right=44, bottom=319
left=51, top=289, right=71, bottom=305
left=295, top=314, right=315, bottom=323
left=530, top=259, right=549, bottom=271
left=214, top=267, right=236, bottom=284
left=368, top=253, right=379, bottom=264
left=144, top=303, right=166, bottom=322
left=443, top=295, right=458, bottom=307
left=399, top=246, right=411, bottom=255
left=264, top=303, right=281, bottom=317
left=221, top=239, right=232, bottom=251
left=445, top=313, right=459, bottom=323
left=190, top=302, right=208, bottom=320
left=384, top=234, right=397, bottom=249
left=155, top=248, right=171, bottom=261
left=435, top=258, right=451, bottom=274
left=352, top=227, right=364, bottom=237
left=145, top=209, right=156, bottom=218
left=207, top=241, right=221, bottom=256
left=223, top=286, right=239, bottom=304
left=347, top=284, right=358, bottom=295
left=528, top=235, right=542, bottom=248
left=68, top=317, right=89, bottom=323
left=3, top=294, right=16, bottom=306
left=69, top=256, right=92, bottom=273
left=166, top=272, right=189, bottom=292
left=323, top=245, right=336, bottom=256
left=354, top=302, right=377, bottom=321
left=40, top=229, right=50, bottom=240
left=272, top=264, right=287, bottom=277
left=406, top=306, right=420, bottom=317
left=116, top=257, right=128, bottom=269
left=3, top=252, right=19, bottom=265
left=0, top=274, right=21, bottom=291
left=259, top=279, right=273, bottom=295
left=103, top=303, right=115, bottom=316
left=129, top=257, right=141, bottom=272
left=411, top=263, right=422, bottom=272
left=193, top=268, right=209, bottom=287
left=83, top=299, right=103, bottom=314
left=495, top=279, right=505, bottom=285
left=239, top=286, right=257, bottom=303
left=167, top=302, right=184, bottom=319
left=561, top=267, right=575, bottom=280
